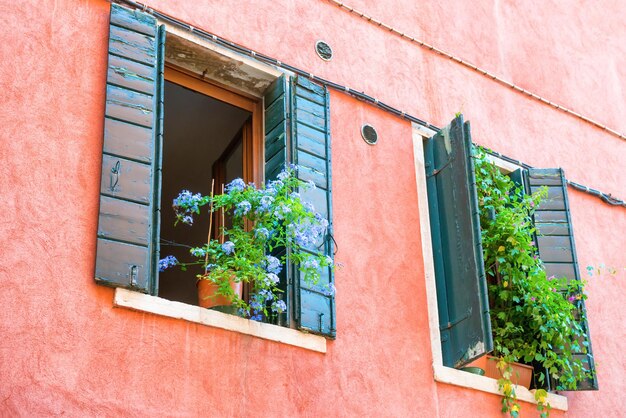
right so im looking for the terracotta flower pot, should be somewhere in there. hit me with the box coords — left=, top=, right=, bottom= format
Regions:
left=196, top=275, right=243, bottom=309
left=466, top=355, right=533, bottom=388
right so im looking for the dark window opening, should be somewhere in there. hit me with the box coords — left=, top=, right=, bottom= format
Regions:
left=158, top=78, right=251, bottom=305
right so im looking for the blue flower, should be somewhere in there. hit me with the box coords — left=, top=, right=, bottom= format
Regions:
left=265, top=255, right=282, bottom=274
left=158, top=255, right=178, bottom=272
left=303, top=258, right=320, bottom=270
left=250, top=313, right=263, bottom=321
left=255, top=227, right=270, bottom=240
left=225, top=178, right=246, bottom=193
left=222, top=241, right=235, bottom=255
left=259, top=195, right=274, bottom=212
left=190, top=247, right=206, bottom=257
left=272, top=300, right=287, bottom=313
left=266, top=273, right=280, bottom=284
left=235, top=200, right=252, bottom=216
left=172, top=190, right=204, bottom=224
left=277, top=170, right=290, bottom=181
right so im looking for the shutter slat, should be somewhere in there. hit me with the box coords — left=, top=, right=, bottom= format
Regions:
left=95, top=4, right=163, bottom=294
left=291, top=76, right=335, bottom=338
left=424, top=115, right=492, bottom=368
left=295, top=151, right=328, bottom=189
left=108, top=24, right=156, bottom=66
left=295, top=123, right=326, bottom=157
left=107, top=54, right=155, bottom=94
left=528, top=168, right=598, bottom=391
left=103, top=118, right=153, bottom=163
left=105, top=84, right=154, bottom=128
left=98, top=196, right=151, bottom=246
left=100, top=155, right=151, bottom=203
left=110, top=3, right=157, bottom=36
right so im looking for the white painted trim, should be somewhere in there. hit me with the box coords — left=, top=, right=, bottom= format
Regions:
left=433, top=365, right=568, bottom=411
left=411, top=124, right=567, bottom=412
left=113, top=288, right=327, bottom=353
left=412, top=123, right=437, bottom=138
left=485, top=153, right=521, bottom=174
left=412, top=123, right=443, bottom=366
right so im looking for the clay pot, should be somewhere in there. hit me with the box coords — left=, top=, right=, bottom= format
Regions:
left=466, top=355, right=533, bottom=388
left=196, top=275, right=243, bottom=309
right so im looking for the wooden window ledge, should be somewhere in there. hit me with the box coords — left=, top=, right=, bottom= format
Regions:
left=113, top=288, right=327, bottom=353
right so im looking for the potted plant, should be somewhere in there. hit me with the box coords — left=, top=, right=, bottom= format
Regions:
left=472, top=147, right=593, bottom=417
left=158, top=166, right=334, bottom=321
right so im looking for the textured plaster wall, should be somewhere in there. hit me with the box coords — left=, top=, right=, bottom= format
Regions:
left=0, top=0, right=624, bottom=416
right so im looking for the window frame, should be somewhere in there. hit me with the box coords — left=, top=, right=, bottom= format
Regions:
left=412, top=123, right=569, bottom=411
left=99, top=8, right=333, bottom=348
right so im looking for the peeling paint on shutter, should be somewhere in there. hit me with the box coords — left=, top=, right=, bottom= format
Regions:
left=95, top=4, right=165, bottom=294
left=424, top=115, right=493, bottom=367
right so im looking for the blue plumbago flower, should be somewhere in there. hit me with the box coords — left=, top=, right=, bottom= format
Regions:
left=190, top=247, right=206, bottom=257
left=172, top=190, right=203, bottom=224
left=266, top=179, right=283, bottom=192
left=259, top=195, right=274, bottom=212
left=271, top=300, right=287, bottom=313
left=250, top=299, right=263, bottom=311
left=265, top=255, right=282, bottom=274
left=277, top=170, right=290, bottom=181
left=303, top=202, right=315, bottom=213
left=222, top=241, right=235, bottom=255
left=205, top=263, right=217, bottom=272
left=290, top=191, right=301, bottom=199
left=250, top=313, right=263, bottom=321
left=311, top=283, right=336, bottom=296
left=235, top=200, right=252, bottom=216
left=158, top=255, right=178, bottom=272
left=303, top=258, right=320, bottom=270
left=238, top=307, right=250, bottom=317
left=266, top=273, right=280, bottom=285
left=225, top=178, right=246, bottom=193
left=258, top=289, right=274, bottom=301
left=273, top=204, right=291, bottom=220
left=254, top=227, right=270, bottom=240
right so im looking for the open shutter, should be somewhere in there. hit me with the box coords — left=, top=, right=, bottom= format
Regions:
left=528, top=168, right=598, bottom=390
left=291, top=77, right=336, bottom=338
left=95, top=4, right=165, bottom=294
left=264, top=75, right=292, bottom=326
left=424, top=115, right=492, bottom=367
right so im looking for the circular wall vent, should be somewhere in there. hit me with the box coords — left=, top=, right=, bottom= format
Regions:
left=315, top=40, right=333, bottom=61
left=361, top=124, right=378, bottom=145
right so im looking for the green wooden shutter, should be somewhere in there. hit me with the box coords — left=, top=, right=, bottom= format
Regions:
left=527, top=168, right=598, bottom=390
left=95, top=4, right=165, bottom=294
left=290, top=76, right=335, bottom=338
left=264, top=75, right=292, bottom=326
left=424, top=115, right=493, bottom=367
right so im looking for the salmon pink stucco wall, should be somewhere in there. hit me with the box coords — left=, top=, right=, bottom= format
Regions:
left=0, top=0, right=625, bottom=416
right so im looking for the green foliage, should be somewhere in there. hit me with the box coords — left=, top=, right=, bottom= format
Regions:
left=473, top=147, right=593, bottom=417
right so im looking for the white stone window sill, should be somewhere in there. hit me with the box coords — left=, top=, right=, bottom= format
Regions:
left=433, top=364, right=568, bottom=411
left=113, top=288, right=327, bottom=353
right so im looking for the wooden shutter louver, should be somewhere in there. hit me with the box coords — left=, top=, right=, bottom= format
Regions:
left=424, top=115, right=493, bottom=367
left=290, top=77, right=336, bottom=338
left=528, top=168, right=598, bottom=390
left=95, top=4, right=165, bottom=294
left=264, top=75, right=292, bottom=326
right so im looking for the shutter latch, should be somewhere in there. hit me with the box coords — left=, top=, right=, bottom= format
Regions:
left=110, top=160, right=121, bottom=191
left=129, top=265, right=139, bottom=287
